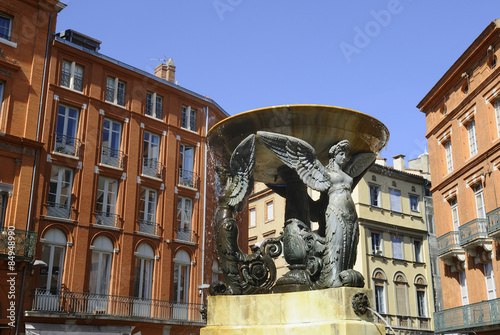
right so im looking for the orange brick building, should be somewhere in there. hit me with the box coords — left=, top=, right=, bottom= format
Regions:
left=418, top=19, right=500, bottom=334
left=0, top=1, right=232, bottom=333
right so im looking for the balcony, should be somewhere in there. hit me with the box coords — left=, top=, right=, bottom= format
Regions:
left=101, top=147, right=124, bottom=169
left=487, top=207, right=500, bottom=242
left=138, top=220, right=159, bottom=236
left=175, top=226, right=197, bottom=244
left=54, top=133, right=81, bottom=157
left=437, top=231, right=465, bottom=265
left=434, top=298, right=500, bottom=333
left=0, top=228, right=37, bottom=261
left=29, top=289, right=204, bottom=324
left=178, top=169, right=198, bottom=188
left=459, top=218, right=492, bottom=256
left=45, top=202, right=73, bottom=220
left=372, top=313, right=432, bottom=333
left=95, top=212, right=119, bottom=228
left=142, top=158, right=163, bottom=179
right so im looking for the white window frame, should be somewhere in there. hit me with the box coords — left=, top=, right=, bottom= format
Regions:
left=0, top=13, right=13, bottom=43
left=451, top=198, right=460, bottom=231
left=413, top=238, right=423, bottom=263
left=89, top=236, right=113, bottom=296
left=495, top=100, right=500, bottom=138
left=139, top=187, right=157, bottom=225
left=146, top=92, right=163, bottom=119
left=459, top=270, right=469, bottom=305
left=96, top=177, right=118, bottom=218
left=369, top=184, right=381, bottom=207
left=61, top=60, right=84, bottom=92
left=106, top=76, right=126, bottom=106
left=173, top=250, right=191, bottom=303
left=55, top=104, right=79, bottom=145
left=249, top=208, right=256, bottom=227
left=179, top=143, right=195, bottom=186
left=181, top=106, right=197, bottom=131
left=143, top=131, right=160, bottom=163
left=134, top=243, right=154, bottom=300
left=409, top=194, right=419, bottom=212
left=266, top=200, right=274, bottom=222
left=177, top=196, right=193, bottom=231
left=39, top=229, right=67, bottom=291
left=48, top=165, right=73, bottom=208
left=389, top=188, right=401, bottom=212
left=101, top=118, right=122, bottom=167
left=474, top=184, right=486, bottom=219
left=467, top=120, right=478, bottom=157
left=371, top=231, right=383, bottom=255
left=416, top=288, right=427, bottom=317
left=445, top=140, right=453, bottom=173
left=484, top=261, right=497, bottom=300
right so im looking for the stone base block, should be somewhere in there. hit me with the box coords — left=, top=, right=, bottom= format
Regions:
left=201, top=287, right=385, bottom=335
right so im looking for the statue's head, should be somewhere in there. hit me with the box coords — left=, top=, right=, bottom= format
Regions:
left=328, top=140, right=350, bottom=159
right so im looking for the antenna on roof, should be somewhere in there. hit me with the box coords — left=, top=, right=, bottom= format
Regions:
left=150, top=56, right=169, bottom=64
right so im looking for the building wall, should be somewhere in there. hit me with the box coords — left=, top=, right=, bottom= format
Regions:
left=418, top=19, right=500, bottom=334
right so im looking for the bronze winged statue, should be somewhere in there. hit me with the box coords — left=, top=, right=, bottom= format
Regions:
left=257, top=131, right=376, bottom=288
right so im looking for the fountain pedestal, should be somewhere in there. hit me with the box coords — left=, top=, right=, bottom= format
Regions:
left=201, top=287, right=385, bottom=335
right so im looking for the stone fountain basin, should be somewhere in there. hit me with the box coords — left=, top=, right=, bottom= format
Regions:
left=207, top=104, right=389, bottom=185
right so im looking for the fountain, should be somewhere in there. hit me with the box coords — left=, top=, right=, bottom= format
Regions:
left=202, top=105, right=389, bottom=335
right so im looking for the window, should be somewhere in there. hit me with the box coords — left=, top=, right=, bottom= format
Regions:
left=491, top=56, right=497, bottom=69
left=0, top=81, right=4, bottom=117
left=61, top=60, right=83, bottom=92
left=266, top=200, right=274, bottom=222
left=47, top=166, right=73, bottom=218
left=139, top=187, right=157, bottom=235
left=409, top=194, right=419, bottom=212
left=413, top=239, right=422, bottom=263
left=371, top=232, right=382, bottom=255
left=0, top=13, right=12, bottom=41
left=89, top=236, right=113, bottom=312
left=484, top=261, right=497, bottom=300
left=373, top=270, right=387, bottom=314
left=146, top=92, right=163, bottom=119
left=55, top=104, right=79, bottom=156
left=181, top=106, right=197, bottom=131
left=450, top=198, right=460, bottom=231
left=415, top=277, right=428, bottom=317
left=38, top=229, right=67, bottom=292
left=249, top=208, right=256, bottom=227
left=392, top=235, right=403, bottom=260
left=444, top=140, right=453, bottom=173
left=369, top=184, right=380, bottom=207
left=177, top=197, right=193, bottom=241
left=495, top=100, right=500, bottom=138
left=96, top=177, right=118, bottom=227
left=394, top=274, right=409, bottom=316
left=106, top=76, right=125, bottom=106
left=134, top=243, right=154, bottom=303
left=173, top=250, right=191, bottom=305
left=474, top=184, right=486, bottom=219
left=389, top=188, right=401, bottom=212
left=459, top=271, right=469, bottom=305
left=143, top=131, right=161, bottom=178
left=101, top=119, right=123, bottom=168
left=179, top=144, right=195, bottom=187
left=467, top=120, right=478, bottom=157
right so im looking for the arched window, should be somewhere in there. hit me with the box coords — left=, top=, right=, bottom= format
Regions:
left=394, top=273, right=409, bottom=316
left=415, top=276, right=428, bottom=317
left=39, top=229, right=67, bottom=292
left=89, top=236, right=113, bottom=296
left=134, top=243, right=154, bottom=300
left=372, top=269, right=387, bottom=314
left=173, top=250, right=191, bottom=304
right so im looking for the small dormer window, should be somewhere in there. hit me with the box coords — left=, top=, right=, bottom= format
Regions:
left=491, top=56, right=497, bottom=69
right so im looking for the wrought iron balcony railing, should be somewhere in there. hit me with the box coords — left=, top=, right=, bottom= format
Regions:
left=30, top=289, right=204, bottom=324
left=437, top=231, right=462, bottom=256
left=142, top=158, right=163, bottom=179
left=459, top=218, right=490, bottom=247
left=54, top=133, right=81, bottom=157
left=175, top=226, right=197, bottom=243
left=434, top=297, right=500, bottom=333
left=487, top=207, right=500, bottom=239
left=61, top=71, right=83, bottom=91
left=95, top=212, right=119, bottom=228
left=45, top=202, right=73, bottom=220
left=372, top=313, right=431, bottom=332
left=178, top=169, right=198, bottom=188
left=138, top=219, right=159, bottom=235
left=101, top=147, right=124, bottom=169
left=0, top=228, right=37, bottom=261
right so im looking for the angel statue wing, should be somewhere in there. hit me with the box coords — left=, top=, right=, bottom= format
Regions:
left=257, top=131, right=331, bottom=192
left=227, top=134, right=256, bottom=208
left=344, top=152, right=377, bottom=188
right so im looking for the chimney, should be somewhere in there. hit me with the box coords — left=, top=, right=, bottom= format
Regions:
left=154, top=58, right=176, bottom=83
left=376, top=157, right=387, bottom=166
left=393, top=154, right=406, bottom=171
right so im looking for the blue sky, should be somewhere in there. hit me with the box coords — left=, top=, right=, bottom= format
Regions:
left=56, top=1, right=500, bottom=162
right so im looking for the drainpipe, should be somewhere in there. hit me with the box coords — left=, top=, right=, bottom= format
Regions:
left=15, top=10, right=53, bottom=335
left=200, top=106, right=209, bottom=304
